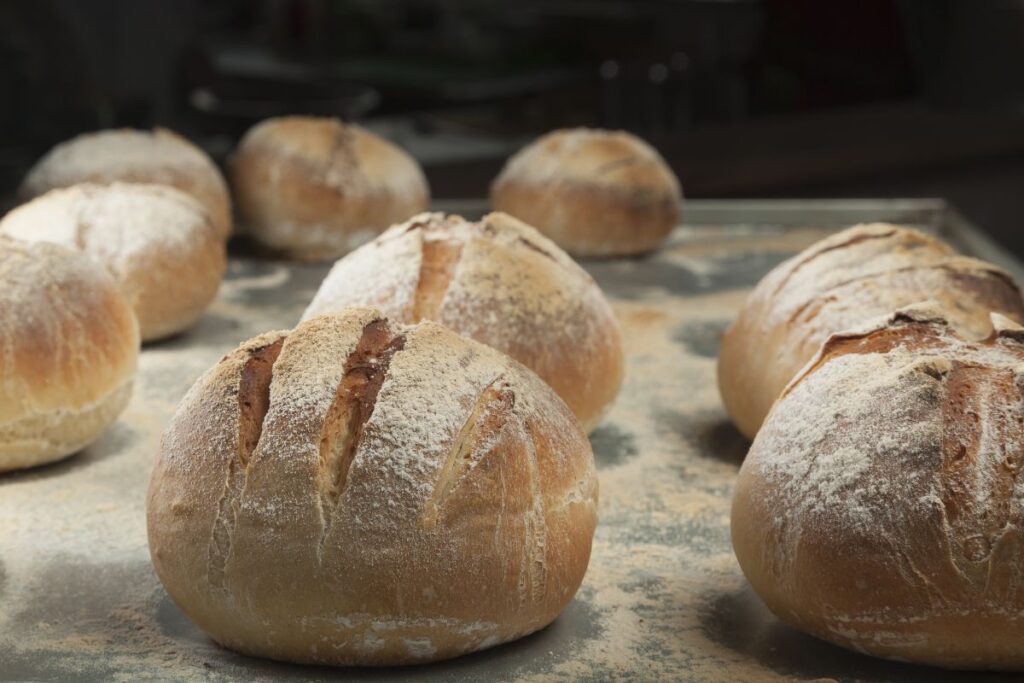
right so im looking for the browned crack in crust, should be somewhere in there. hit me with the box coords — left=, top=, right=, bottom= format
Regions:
left=317, top=320, right=406, bottom=558
left=420, top=377, right=516, bottom=530
left=411, top=237, right=464, bottom=322
left=781, top=320, right=950, bottom=401
left=514, top=236, right=559, bottom=264
left=937, top=363, right=1024, bottom=593
left=207, top=337, right=285, bottom=592
left=768, top=227, right=907, bottom=300
left=594, top=154, right=644, bottom=176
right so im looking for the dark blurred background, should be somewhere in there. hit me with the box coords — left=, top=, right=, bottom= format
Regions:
left=3, top=0, right=1024, bottom=252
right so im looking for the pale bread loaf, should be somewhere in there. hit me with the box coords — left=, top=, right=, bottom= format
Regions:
left=0, top=237, right=138, bottom=471
left=21, top=127, right=232, bottom=239
left=1, top=183, right=226, bottom=342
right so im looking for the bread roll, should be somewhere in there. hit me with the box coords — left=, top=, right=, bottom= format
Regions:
left=1, top=183, right=226, bottom=342
left=490, top=128, right=682, bottom=256
left=147, top=307, right=597, bottom=665
left=732, top=305, right=1024, bottom=669
left=302, top=212, right=623, bottom=431
left=0, top=238, right=138, bottom=472
left=718, top=223, right=1024, bottom=439
left=21, top=127, right=232, bottom=239
left=229, top=116, right=430, bottom=261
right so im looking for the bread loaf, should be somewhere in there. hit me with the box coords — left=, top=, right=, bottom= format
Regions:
left=490, top=128, right=682, bottom=256
left=146, top=307, right=598, bottom=665
left=21, top=128, right=232, bottom=239
left=229, top=116, right=430, bottom=261
left=302, top=212, right=624, bottom=431
left=718, top=223, right=1024, bottom=438
left=0, top=238, right=138, bottom=472
left=732, top=305, right=1024, bottom=669
left=1, top=183, right=226, bottom=342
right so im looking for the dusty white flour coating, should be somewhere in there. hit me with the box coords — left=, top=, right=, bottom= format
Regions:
left=21, top=128, right=219, bottom=194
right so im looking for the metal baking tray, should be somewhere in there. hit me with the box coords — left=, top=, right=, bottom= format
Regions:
left=2, top=199, right=1021, bottom=682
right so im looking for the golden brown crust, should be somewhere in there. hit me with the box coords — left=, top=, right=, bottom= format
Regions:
left=1, top=183, right=226, bottom=342
left=490, top=128, right=682, bottom=256
left=302, top=212, right=624, bottom=431
left=717, top=223, right=1024, bottom=438
left=0, top=238, right=138, bottom=471
left=733, top=308, right=1024, bottom=669
left=229, top=116, right=430, bottom=261
left=20, top=128, right=232, bottom=239
left=146, top=308, right=597, bottom=665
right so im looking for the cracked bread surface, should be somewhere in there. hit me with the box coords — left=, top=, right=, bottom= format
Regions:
left=490, top=127, right=682, bottom=256
left=146, top=307, right=597, bottom=666
left=303, top=212, right=624, bottom=432
left=732, top=306, right=1024, bottom=669
left=229, top=116, right=430, bottom=261
left=717, top=223, right=1024, bottom=439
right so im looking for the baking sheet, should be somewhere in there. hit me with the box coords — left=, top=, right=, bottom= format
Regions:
left=2, top=199, right=1021, bottom=682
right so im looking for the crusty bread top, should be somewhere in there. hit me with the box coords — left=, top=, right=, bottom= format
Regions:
left=1, top=183, right=217, bottom=278
left=0, top=237, right=138, bottom=425
left=233, top=116, right=428, bottom=202
left=718, top=222, right=1024, bottom=438
left=740, top=305, right=1024, bottom=624
left=301, top=211, right=624, bottom=430
left=493, top=127, right=681, bottom=197
left=150, top=307, right=596, bottom=655
left=303, top=210, right=601, bottom=325
left=20, top=128, right=225, bottom=197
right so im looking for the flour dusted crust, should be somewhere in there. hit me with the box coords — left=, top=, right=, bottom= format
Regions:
left=302, top=212, right=624, bottom=431
left=490, top=128, right=682, bottom=256
left=718, top=223, right=1024, bottom=438
left=1, top=183, right=226, bottom=342
left=732, top=306, right=1024, bottom=669
left=20, top=128, right=232, bottom=239
left=146, top=308, right=598, bottom=666
left=0, top=238, right=138, bottom=472
left=229, top=116, right=430, bottom=261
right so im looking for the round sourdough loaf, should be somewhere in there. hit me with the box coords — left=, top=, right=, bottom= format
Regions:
left=21, top=127, right=232, bottom=238
left=0, top=237, right=138, bottom=472
left=229, top=116, right=430, bottom=260
left=146, top=307, right=598, bottom=666
left=718, top=223, right=1024, bottom=438
left=490, top=128, right=682, bottom=256
left=732, top=305, right=1024, bottom=669
left=302, top=212, right=623, bottom=431
left=1, top=183, right=225, bottom=342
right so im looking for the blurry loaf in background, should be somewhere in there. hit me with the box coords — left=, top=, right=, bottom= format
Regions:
left=717, top=223, right=1024, bottom=439
left=20, top=127, right=232, bottom=239
left=490, top=128, right=682, bottom=257
left=147, top=307, right=597, bottom=665
left=1, top=183, right=225, bottom=342
left=0, top=238, right=138, bottom=472
left=229, top=115, right=430, bottom=261
left=302, top=212, right=624, bottom=431
left=732, top=306, right=1024, bottom=669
